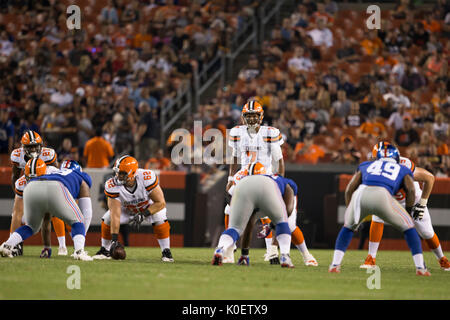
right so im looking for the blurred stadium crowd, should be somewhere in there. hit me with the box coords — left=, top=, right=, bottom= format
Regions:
left=192, top=0, right=450, bottom=177
left=0, top=0, right=449, bottom=177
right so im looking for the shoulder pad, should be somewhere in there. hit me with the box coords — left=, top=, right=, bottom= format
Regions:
left=14, top=175, right=27, bottom=197
left=104, top=178, right=120, bottom=198
left=41, top=148, right=57, bottom=165
left=10, top=148, right=23, bottom=166
left=140, top=169, right=159, bottom=192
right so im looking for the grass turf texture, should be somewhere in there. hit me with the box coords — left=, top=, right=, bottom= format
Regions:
left=0, top=246, right=448, bottom=300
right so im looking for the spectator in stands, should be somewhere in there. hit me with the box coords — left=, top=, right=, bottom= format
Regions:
left=57, top=138, right=75, bottom=163
left=288, top=45, right=313, bottom=74
left=424, top=49, right=448, bottom=82
left=401, top=63, right=426, bottom=92
left=360, top=30, right=383, bottom=56
left=331, top=135, right=361, bottom=164
left=394, top=115, right=420, bottom=147
left=174, top=51, right=194, bottom=80
left=357, top=113, right=387, bottom=139
left=345, top=102, right=364, bottom=128
left=331, top=90, right=351, bottom=118
left=50, top=81, right=73, bottom=108
left=134, top=101, right=159, bottom=165
left=387, top=104, right=411, bottom=131
left=292, top=134, right=325, bottom=164
left=337, top=37, right=358, bottom=63
left=83, top=127, right=115, bottom=168
left=414, top=104, right=435, bottom=128
left=100, top=0, right=119, bottom=25
left=144, top=148, right=171, bottom=170
left=382, top=85, right=411, bottom=109
left=433, top=113, right=449, bottom=137
left=307, top=17, right=333, bottom=49
left=0, top=108, right=14, bottom=154
left=238, top=54, right=261, bottom=81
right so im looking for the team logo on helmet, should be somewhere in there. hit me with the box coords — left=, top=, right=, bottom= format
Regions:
left=60, top=160, right=82, bottom=172
left=376, top=144, right=400, bottom=163
left=25, top=158, right=47, bottom=181
left=372, top=141, right=392, bottom=159
left=21, top=130, right=43, bottom=159
left=113, top=155, right=138, bottom=186
left=242, top=100, right=264, bottom=131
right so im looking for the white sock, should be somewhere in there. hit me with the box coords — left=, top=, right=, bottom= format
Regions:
left=412, top=253, right=425, bottom=269
left=57, top=236, right=66, bottom=248
left=5, top=232, right=23, bottom=247
left=431, top=245, right=444, bottom=260
left=157, top=237, right=170, bottom=251
left=72, top=234, right=85, bottom=252
left=265, top=237, right=272, bottom=251
left=368, top=241, right=379, bottom=258
left=102, top=238, right=111, bottom=250
left=332, top=250, right=345, bottom=266
left=276, top=234, right=291, bottom=255
left=217, top=234, right=235, bottom=251
left=296, top=242, right=310, bottom=256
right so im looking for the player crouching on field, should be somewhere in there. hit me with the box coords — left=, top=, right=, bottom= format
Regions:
left=93, top=155, right=174, bottom=262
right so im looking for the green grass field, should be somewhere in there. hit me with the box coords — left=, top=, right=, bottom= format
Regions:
left=0, top=246, right=449, bottom=300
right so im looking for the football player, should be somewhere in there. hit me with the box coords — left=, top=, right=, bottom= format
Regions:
left=9, top=131, right=68, bottom=256
left=0, top=159, right=92, bottom=261
left=360, top=142, right=450, bottom=271
left=225, top=100, right=285, bottom=263
left=92, top=155, right=174, bottom=262
left=226, top=162, right=318, bottom=266
left=212, top=166, right=295, bottom=268
left=329, top=145, right=430, bottom=275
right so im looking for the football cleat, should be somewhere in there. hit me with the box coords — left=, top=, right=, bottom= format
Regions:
left=0, top=243, right=13, bottom=258
left=439, top=256, right=450, bottom=271
left=269, top=256, right=280, bottom=265
left=360, top=255, right=376, bottom=269
left=161, top=248, right=174, bottom=262
left=11, top=242, right=23, bottom=257
left=280, top=254, right=294, bottom=268
left=223, top=244, right=235, bottom=263
left=303, top=253, right=318, bottom=266
left=416, top=267, right=431, bottom=276
left=92, top=247, right=111, bottom=260
left=58, top=247, right=68, bottom=256
left=211, top=247, right=224, bottom=266
left=237, top=255, right=250, bottom=266
left=40, top=248, right=52, bottom=258
left=265, top=245, right=279, bottom=262
left=328, top=264, right=341, bottom=273
left=73, top=249, right=93, bottom=261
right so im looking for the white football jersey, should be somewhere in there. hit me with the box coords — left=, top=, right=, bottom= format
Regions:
left=104, top=169, right=159, bottom=215
left=14, top=166, right=59, bottom=198
left=395, top=156, right=421, bottom=204
left=11, top=147, right=57, bottom=169
left=229, top=125, right=283, bottom=174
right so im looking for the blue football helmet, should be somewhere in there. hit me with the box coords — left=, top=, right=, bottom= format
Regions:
left=376, top=144, right=400, bottom=163
left=60, top=160, right=82, bottom=172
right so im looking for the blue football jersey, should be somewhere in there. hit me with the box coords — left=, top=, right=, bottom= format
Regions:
left=30, top=169, right=92, bottom=199
left=267, top=175, right=298, bottom=196
left=358, top=159, right=413, bottom=195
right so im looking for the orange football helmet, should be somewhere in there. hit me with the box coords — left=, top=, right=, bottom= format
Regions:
left=371, top=141, right=392, bottom=159
left=246, top=162, right=266, bottom=176
left=242, top=100, right=264, bottom=130
left=25, top=158, right=47, bottom=181
left=21, top=130, right=43, bottom=159
left=113, top=155, right=139, bottom=186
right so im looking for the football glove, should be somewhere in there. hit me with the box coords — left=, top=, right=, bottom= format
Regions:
left=412, top=203, right=426, bottom=221
left=110, top=239, right=123, bottom=254
left=257, top=223, right=271, bottom=239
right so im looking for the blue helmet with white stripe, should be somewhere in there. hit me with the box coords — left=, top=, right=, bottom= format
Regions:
left=376, top=144, right=400, bottom=163
left=60, top=160, right=83, bottom=172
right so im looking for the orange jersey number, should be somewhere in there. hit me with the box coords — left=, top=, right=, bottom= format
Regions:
left=143, top=171, right=152, bottom=180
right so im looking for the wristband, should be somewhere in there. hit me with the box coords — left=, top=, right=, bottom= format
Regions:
left=142, top=208, right=151, bottom=217
left=111, top=233, right=118, bottom=241
left=419, top=198, right=428, bottom=206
